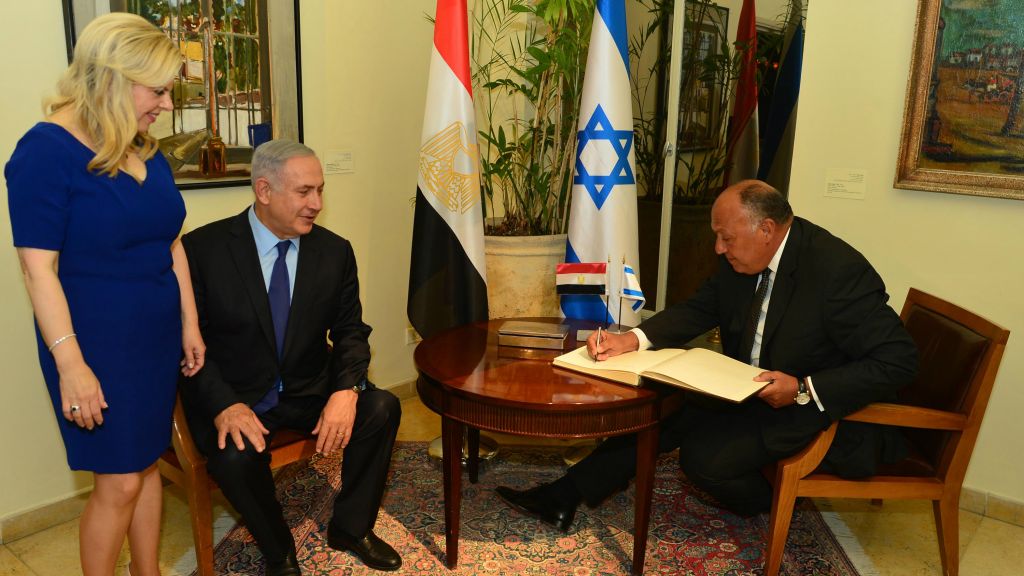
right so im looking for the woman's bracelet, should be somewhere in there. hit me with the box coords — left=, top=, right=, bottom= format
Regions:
left=48, top=333, right=77, bottom=352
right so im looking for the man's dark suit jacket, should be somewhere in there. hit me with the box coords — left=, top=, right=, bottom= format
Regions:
left=180, top=209, right=372, bottom=425
left=639, top=217, right=918, bottom=475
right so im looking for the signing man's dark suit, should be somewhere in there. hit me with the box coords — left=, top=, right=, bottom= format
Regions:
left=180, top=142, right=401, bottom=574
left=498, top=180, right=918, bottom=523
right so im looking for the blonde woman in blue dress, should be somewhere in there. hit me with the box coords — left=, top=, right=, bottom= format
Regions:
left=6, top=13, right=205, bottom=576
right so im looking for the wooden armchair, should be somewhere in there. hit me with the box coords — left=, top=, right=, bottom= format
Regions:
left=157, top=393, right=317, bottom=576
left=763, top=288, right=1010, bottom=576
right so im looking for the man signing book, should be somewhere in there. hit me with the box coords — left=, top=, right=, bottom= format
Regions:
left=495, top=179, right=918, bottom=528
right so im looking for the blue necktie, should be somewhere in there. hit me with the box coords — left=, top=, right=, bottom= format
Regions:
left=254, top=240, right=291, bottom=414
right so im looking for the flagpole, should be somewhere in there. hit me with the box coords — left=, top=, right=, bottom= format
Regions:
left=604, top=255, right=612, bottom=328
left=615, top=255, right=625, bottom=332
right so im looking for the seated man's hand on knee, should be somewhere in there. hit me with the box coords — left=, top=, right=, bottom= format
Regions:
left=214, top=403, right=270, bottom=452
left=313, top=389, right=358, bottom=454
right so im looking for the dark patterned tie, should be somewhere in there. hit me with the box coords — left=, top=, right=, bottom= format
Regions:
left=254, top=240, right=291, bottom=414
left=739, top=268, right=771, bottom=365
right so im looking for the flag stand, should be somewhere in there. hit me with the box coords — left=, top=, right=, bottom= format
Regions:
left=427, top=433, right=499, bottom=463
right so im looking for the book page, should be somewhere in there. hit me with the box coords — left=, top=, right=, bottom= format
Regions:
left=552, top=346, right=684, bottom=385
left=642, top=347, right=765, bottom=402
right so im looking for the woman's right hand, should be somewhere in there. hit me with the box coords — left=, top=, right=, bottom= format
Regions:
left=58, top=361, right=108, bottom=429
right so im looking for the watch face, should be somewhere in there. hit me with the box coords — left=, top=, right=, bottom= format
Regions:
left=796, top=393, right=810, bottom=405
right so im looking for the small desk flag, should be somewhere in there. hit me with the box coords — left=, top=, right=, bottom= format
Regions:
left=621, top=262, right=645, bottom=311
left=556, top=262, right=608, bottom=295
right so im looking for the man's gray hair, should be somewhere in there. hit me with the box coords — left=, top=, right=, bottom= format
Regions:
left=250, top=140, right=317, bottom=188
left=735, top=180, right=794, bottom=227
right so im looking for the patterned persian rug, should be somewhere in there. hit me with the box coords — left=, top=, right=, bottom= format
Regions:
left=199, top=441, right=865, bottom=575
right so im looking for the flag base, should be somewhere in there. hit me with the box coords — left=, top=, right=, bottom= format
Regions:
left=606, top=323, right=635, bottom=334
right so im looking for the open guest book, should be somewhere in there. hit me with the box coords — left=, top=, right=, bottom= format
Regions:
left=552, top=346, right=767, bottom=403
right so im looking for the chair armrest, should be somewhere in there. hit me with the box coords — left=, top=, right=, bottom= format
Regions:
left=170, top=391, right=206, bottom=469
left=843, top=403, right=967, bottom=431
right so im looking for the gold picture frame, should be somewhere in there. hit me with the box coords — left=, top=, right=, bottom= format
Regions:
left=895, top=0, right=1024, bottom=200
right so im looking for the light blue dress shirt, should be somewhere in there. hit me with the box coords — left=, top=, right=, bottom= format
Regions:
left=247, top=205, right=299, bottom=299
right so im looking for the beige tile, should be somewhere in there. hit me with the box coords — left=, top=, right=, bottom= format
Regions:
left=0, top=545, right=35, bottom=576
left=158, top=484, right=238, bottom=576
left=6, top=517, right=85, bottom=575
left=959, top=516, right=1024, bottom=576
left=819, top=498, right=986, bottom=576
left=1, top=493, right=90, bottom=544
left=396, top=396, right=440, bottom=442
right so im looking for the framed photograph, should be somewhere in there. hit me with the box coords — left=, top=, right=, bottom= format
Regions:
left=895, top=0, right=1024, bottom=200
left=62, top=0, right=304, bottom=190
left=678, top=2, right=729, bottom=152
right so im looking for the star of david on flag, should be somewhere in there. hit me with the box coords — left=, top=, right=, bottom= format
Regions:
left=575, top=104, right=634, bottom=210
left=562, top=0, right=642, bottom=327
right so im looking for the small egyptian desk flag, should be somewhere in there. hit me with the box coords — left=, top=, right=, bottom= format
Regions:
left=556, top=262, right=608, bottom=295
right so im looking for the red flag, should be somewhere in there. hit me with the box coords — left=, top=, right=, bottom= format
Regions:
left=726, top=0, right=758, bottom=185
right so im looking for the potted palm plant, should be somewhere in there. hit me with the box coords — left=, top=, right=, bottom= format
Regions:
left=471, top=0, right=594, bottom=317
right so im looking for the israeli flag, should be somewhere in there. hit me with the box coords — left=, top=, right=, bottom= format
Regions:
left=561, top=0, right=641, bottom=327
left=621, top=263, right=645, bottom=311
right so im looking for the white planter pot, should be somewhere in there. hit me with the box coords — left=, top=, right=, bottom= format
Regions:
left=484, top=233, right=567, bottom=319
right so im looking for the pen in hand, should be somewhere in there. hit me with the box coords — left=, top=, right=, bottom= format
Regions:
left=589, top=326, right=604, bottom=360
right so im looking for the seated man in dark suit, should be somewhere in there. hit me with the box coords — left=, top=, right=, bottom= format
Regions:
left=497, top=180, right=918, bottom=528
left=180, top=140, right=402, bottom=574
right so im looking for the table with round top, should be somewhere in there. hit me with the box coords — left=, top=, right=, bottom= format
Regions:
left=414, top=318, right=686, bottom=575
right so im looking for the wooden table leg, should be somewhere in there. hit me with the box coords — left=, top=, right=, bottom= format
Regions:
left=441, top=416, right=464, bottom=569
left=632, top=425, right=658, bottom=575
left=467, top=427, right=480, bottom=483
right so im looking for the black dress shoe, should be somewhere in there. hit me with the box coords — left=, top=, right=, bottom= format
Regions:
left=265, top=553, right=301, bottom=576
left=327, top=530, right=402, bottom=571
left=496, top=484, right=577, bottom=532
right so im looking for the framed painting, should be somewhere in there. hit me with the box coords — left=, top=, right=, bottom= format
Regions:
left=895, top=0, right=1024, bottom=200
left=62, top=0, right=304, bottom=190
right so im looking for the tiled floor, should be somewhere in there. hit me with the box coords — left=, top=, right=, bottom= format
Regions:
left=2, top=396, right=1021, bottom=575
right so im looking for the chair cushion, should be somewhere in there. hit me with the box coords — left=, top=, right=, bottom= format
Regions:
left=900, top=305, right=988, bottom=466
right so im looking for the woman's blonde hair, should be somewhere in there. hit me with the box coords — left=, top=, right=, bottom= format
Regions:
left=46, top=12, right=180, bottom=177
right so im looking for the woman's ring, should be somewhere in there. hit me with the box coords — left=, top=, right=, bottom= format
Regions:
left=70, top=405, right=80, bottom=413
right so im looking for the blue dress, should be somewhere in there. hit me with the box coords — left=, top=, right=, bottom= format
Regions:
left=6, top=123, right=184, bottom=474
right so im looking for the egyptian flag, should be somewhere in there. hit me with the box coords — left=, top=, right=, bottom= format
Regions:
left=562, top=0, right=640, bottom=327
left=725, top=0, right=758, bottom=185
left=556, top=262, right=608, bottom=295
left=408, top=0, right=488, bottom=339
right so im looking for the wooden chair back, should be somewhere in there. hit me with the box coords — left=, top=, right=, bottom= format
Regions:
left=762, top=288, right=1010, bottom=576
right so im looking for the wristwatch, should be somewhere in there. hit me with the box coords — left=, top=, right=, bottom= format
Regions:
left=795, top=378, right=811, bottom=405
left=350, top=380, right=368, bottom=395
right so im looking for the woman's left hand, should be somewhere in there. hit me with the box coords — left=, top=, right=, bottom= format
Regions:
left=180, top=323, right=206, bottom=377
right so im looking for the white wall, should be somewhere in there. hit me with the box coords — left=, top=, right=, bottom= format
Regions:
left=792, top=0, right=1024, bottom=501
